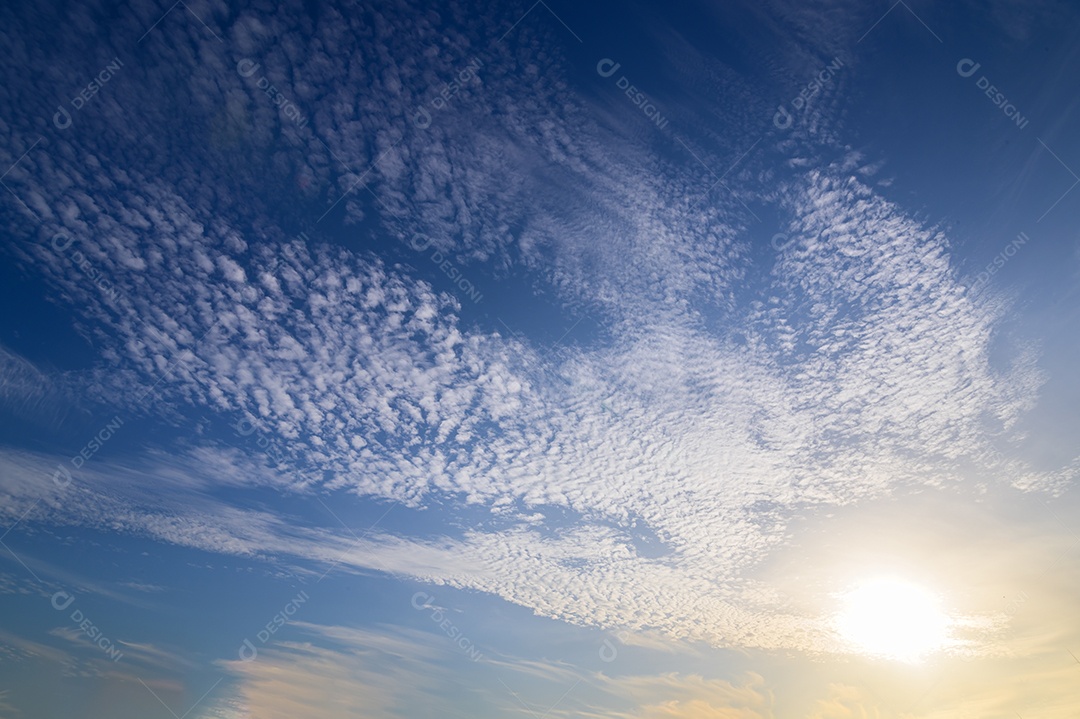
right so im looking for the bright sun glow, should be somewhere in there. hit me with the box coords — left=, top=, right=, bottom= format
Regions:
left=836, top=578, right=952, bottom=663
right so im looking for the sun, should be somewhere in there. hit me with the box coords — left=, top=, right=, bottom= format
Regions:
left=835, top=578, right=952, bottom=663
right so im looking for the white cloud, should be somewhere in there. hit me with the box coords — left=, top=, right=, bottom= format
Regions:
left=0, top=158, right=1070, bottom=653
left=0, top=0, right=1073, bottom=662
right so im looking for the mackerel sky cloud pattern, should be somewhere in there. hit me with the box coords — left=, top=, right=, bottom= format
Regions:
left=2, top=0, right=1079, bottom=717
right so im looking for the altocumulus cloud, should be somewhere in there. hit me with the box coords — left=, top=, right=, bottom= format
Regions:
left=1, top=162, right=1070, bottom=653
left=0, top=0, right=1074, bottom=659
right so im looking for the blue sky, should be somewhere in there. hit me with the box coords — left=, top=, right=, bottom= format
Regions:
left=1, top=0, right=1079, bottom=716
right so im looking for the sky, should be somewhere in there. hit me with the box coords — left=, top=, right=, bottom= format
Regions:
left=1, top=0, right=1079, bottom=716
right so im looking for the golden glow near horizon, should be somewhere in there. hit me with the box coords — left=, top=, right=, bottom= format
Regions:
left=835, top=578, right=952, bottom=663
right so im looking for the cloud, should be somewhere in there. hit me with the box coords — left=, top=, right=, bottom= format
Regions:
left=117, top=581, right=167, bottom=593
left=0, top=344, right=79, bottom=432
left=0, top=690, right=20, bottom=719
left=0, top=626, right=75, bottom=667
left=201, top=620, right=777, bottom=719
left=0, top=0, right=1074, bottom=662
left=205, top=622, right=474, bottom=719
left=212, top=642, right=399, bottom=719
left=582, top=673, right=774, bottom=719
left=806, top=684, right=883, bottom=719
